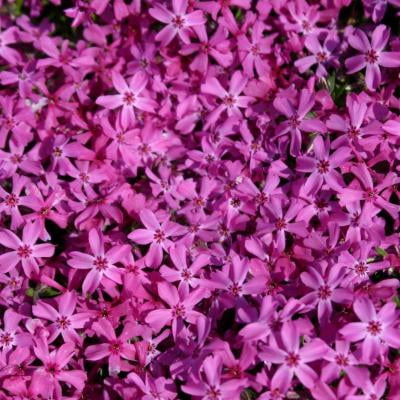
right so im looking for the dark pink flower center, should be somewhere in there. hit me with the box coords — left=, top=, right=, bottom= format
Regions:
left=181, top=268, right=192, bottom=281
left=172, top=303, right=186, bottom=317
left=116, top=132, right=125, bottom=143
left=56, top=315, right=71, bottom=330
left=316, top=51, right=328, bottom=62
left=153, top=229, right=166, bottom=243
left=11, top=154, right=23, bottom=164
left=228, top=282, right=242, bottom=296
left=0, top=332, right=14, bottom=347
left=289, top=114, right=301, bottom=128
left=255, top=192, right=268, bottom=205
left=53, top=147, right=63, bottom=157
left=223, top=95, right=236, bottom=108
left=109, top=340, right=122, bottom=354
left=5, top=194, right=19, bottom=207
left=367, top=321, right=382, bottom=336
left=251, top=45, right=260, bottom=56
left=318, top=285, right=332, bottom=299
left=93, top=256, right=108, bottom=271
left=123, top=91, right=136, bottom=105
left=317, top=160, right=330, bottom=174
left=335, top=353, right=349, bottom=366
left=172, top=15, right=185, bottom=29
left=17, top=244, right=32, bottom=259
left=45, top=362, right=60, bottom=374
left=365, top=189, right=377, bottom=201
left=201, top=42, right=210, bottom=53
left=354, top=262, right=368, bottom=276
left=365, top=50, right=378, bottom=64
left=285, top=352, right=300, bottom=367
left=275, top=218, right=287, bottom=230
left=206, top=385, right=221, bottom=399
left=347, top=125, right=360, bottom=138
left=230, top=197, right=241, bottom=208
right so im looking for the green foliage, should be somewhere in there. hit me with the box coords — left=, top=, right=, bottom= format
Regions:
left=241, top=388, right=258, bottom=400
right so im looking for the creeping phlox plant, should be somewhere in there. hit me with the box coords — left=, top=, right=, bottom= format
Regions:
left=0, top=0, right=399, bottom=398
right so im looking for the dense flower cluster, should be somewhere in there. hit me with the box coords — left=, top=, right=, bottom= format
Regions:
left=0, top=0, right=399, bottom=398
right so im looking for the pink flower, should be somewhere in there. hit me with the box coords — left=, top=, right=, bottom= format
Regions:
left=149, top=0, right=205, bottom=46
left=67, top=228, right=129, bottom=294
left=201, top=71, right=253, bottom=127
left=128, top=209, right=186, bottom=267
left=32, top=339, right=86, bottom=398
left=0, top=221, right=55, bottom=277
left=85, top=319, right=136, bottom=376
left=96, top=71, right=157, bottom=128
left=339, top=297, right=400, bottom=363
left=345, top=25, right=400, bottom=90
left=260, top=321, right=329, bottom=389
left=32, top=291, right=90, bottom=343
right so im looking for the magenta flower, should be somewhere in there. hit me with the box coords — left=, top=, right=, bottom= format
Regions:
left=67, top=228, right=128, bottom=294
left=85, top=319, right=136, bottom=376
left=160, top=243, right=210, bottom=290
left=260, top=321, right=329, bottom=389
left=96, top=71, right=157, bottom=128
left=345, top=25, right=400, bottom=90
left=339, top=297, right=400, bottom=363
left=128, top=209, right=186, bottom=267
left=145, top=282, right=206, bottom=338
left=149, top=0, right=205, bottom=46
left=32, top=339, right=86, bottom=398
left=201, top=71, right=254, bottom=127
left=32, top=291, right=90, bottom=344
left=0, top=221, right=55, bottom=277
left=301, top=265, right=353, bottom=322
left=182, top=355, right=246, bottom=399
left=273, top=89, right=325, bottom=155
left=297, top=136, right=351, bottom=194
left=295, top=32, right=339, bottom=77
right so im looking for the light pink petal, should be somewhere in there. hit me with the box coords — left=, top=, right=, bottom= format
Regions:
left=340, top=322, right=367, bottom=342
left=145, top=309, right=172, bottom=332
left=32, top=243, right=55, bottom=258
left=365, top=63, right=381, bottom=91
left=68, top=252, right=94, bottom=269
left=111, top=71, right=129, bottom=93
left=296, top=363, right=318, bottom=388
left=149, top=5, right=173, bottom=23
left=0, top=252, right=19, bottom=272
left=354, top=297, right=376, bottom=322
left=345, top=55, right=367, bottom=74
left=96, top=94, right=122, bottom=109
left=82, top=269, right=102, bottom=294
left=300, top=339, right=329, bottom=362
left=155, top=25, right=177, bottom=46
left=58, top=370, right=86, bottom=391
left=271, top=365, right=293, bottom=393
left=379, top=52, right=400, bottom=67
left=229, top=71, right=248, bottom=96
left=0, top=229, right=21, bottom=249
left=201, top=77, right=227, bottom=98
left=89, top=228, right=104, bottom=255
left=85, top=343, right=110, bottom=360
left=32, top=301, right=59, bottom=322
left=129, top=71, right=148, bottom=94
left=260, top=347, right=286, bottom=363
left=128, top=229, right=154, bottom=244
left=371, top=25, right=390, bottom=52
left=348, top=29, right=371, bottom=52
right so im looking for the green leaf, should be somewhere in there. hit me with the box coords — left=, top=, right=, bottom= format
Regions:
left=241, top=388, right=258, bottom=400
left=38, top=287, right=60, bottom=298
left=394, top=296, right=400, bottom=308
left=375, top=247, right=388, bottom=257
left=25, top=288, right=35, bottom=297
